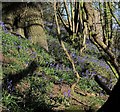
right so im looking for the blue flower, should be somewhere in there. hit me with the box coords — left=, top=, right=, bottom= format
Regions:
left=28, top=37, right=31, bottom=40
left=0, top=21, right=8, bottom=33
left=7, top=79, right=13, bottom=93
left=64, top=92, right=67, bottom=97
left=50, top=94, right=53, bottom=99
left=68, top=89, right=71, bottom=97
left=0, top=21, right=4, bottom=27
left=14, top=42, right=17, bottom=45
left=18, top=45, right=22, bottom=49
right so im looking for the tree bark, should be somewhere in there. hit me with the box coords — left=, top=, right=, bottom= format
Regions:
left=2, top=2, right=48, bottom=51
left=94, top=75, right=111, bottom=95
left=97, top=78, right=120, bottom=112
left=83, top=2, right=120, bottom=111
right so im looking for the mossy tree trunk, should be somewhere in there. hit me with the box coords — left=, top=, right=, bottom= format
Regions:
left=2, top=2, right=48, bottom=51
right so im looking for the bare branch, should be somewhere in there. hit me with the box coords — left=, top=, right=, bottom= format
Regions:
left=54, top=0, right=80, bottom=93
left=63, top=0, right=72, bottom=31
left=108, top=2, right=120, bottom=26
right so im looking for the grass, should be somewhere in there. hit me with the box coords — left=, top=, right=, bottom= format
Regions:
left=1, top=30, right=111, bottom=112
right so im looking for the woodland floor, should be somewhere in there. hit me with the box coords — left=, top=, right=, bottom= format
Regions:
left=51, top=83, right=108, bottom=111
left=1, top=31, right=112, bottom=112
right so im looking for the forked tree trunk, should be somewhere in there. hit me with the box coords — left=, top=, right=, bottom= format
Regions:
left=83, top=2, right=120, bottom=111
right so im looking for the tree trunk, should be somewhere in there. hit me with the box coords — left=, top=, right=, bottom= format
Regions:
left=2, top=2, right=48, bottom=51
left=97, top=78, right=120, bottom=112
left=83, top=2, right=120, bottom=111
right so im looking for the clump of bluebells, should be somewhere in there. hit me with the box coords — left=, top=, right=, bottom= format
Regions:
left=6, top=79, right=15, bottom=94
left=0, top=21, right=8, bottom=33
left=1, top=21, right=113, bottom=111
left=2, top=22, right=75, bottom=112
left=1, top=23, right=56, bottom=111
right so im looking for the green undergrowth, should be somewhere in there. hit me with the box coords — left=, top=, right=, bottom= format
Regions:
left=1, top=32, right=108, bottom=112
left=2, top=32, right=55, bottom=111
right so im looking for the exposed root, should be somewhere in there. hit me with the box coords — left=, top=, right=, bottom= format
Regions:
left=71, top=95, right=89, bottom=107
left=74, top=86, right=87, bottom=96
